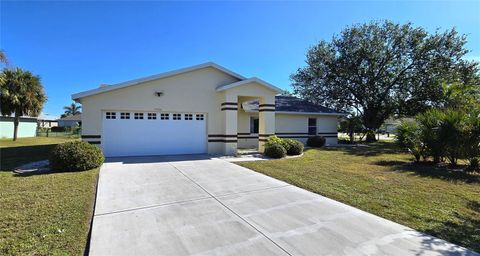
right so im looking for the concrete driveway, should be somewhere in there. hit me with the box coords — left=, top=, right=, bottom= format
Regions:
left=89, top=155, right=477, bottom=256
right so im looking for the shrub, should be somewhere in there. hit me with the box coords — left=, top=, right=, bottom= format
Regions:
left=283, top=139, right=304, bottom=155
left=264, top=143, right=287, bottom=158
left=396, top=120, right=424, bottom=162
left=306, top=136, right=326, bottom=147
left=416, top=110, right=446, bottom=163
left=51, top=126, right=66, bottom=132
left=50, top=141, right=104, bottom=171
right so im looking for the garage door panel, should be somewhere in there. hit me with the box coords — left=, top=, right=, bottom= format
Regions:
left=102, top=113, right=206, bottom=157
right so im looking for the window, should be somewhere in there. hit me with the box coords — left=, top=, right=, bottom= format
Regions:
left=173, top=113, right=181, bottom=120
left=134, top=113, right=144, bottom=119
left=106, top=112, right=116, bottom=119
left=196, top=114, right=204, bottom=120
left=308, top=118, right=317, bottom=135
left=120, top=112, right=130, bottom=119
left=160, top=113, right=169, bottom=120
left=147, top=113, right=157, bottom=120
left=250, top=117, right=259, bottom=134
left=184, top=114, right=193, bottom=120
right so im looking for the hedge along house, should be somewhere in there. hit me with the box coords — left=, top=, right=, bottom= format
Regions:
left=72, top=62, right=345, bottom=157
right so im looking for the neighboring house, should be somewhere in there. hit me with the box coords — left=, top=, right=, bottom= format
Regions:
left=72, top=62, right=345, bottom=157
left=38, top=114, right=58, bottom=129
left=0, top=116, right=38, bottom=139
left=57, top=114, right=81, bottom=128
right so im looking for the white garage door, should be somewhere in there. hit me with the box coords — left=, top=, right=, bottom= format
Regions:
left=102, top=111, right=207, bottom=157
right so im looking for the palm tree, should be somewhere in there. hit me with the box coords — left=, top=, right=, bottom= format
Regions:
left=0, top=68, right=46, bottom=140
left=63, top=102, right=81, bottom=116
left=0, top=50, right=8, bottom=65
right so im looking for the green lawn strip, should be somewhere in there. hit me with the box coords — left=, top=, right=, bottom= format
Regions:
left=237, top=144, right=480, bottom=252
left=0, top=169, right=99, bottom=255
left=0, top=137, right=77, bottom=170
left=0, top=137, right=98, bottom=255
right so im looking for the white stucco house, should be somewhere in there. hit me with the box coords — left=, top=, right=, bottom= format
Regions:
left=72, top=62, right=345, bottom=157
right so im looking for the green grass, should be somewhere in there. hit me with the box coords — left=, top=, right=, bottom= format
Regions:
left=238, top=142, right=480, bottom=252
left=0, top=137, right=99, bottom=255
left=0, top=137, right=77, bottom=170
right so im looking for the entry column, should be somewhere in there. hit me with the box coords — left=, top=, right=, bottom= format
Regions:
left=222, top=98, right=238, bottom=155
left=258, top=97, right=276, bottom=152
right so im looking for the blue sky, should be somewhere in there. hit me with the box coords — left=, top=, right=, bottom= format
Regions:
left=2, top=1, right=479, bottom=117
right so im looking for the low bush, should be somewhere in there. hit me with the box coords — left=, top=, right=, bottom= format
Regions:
left=306, top=136, right=326, bottom=147
left=264, top=143, right=287, bottom=158
left=50, top=141, right=104, bottom=171
left=283, top=139, right=304, bottom=155
left=50, top=126, right=66, bottom=132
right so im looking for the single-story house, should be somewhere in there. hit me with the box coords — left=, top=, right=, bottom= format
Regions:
left=57, top=114, right=81, bottom=128
left=0, top=116, right=38, bottom=139
left=72, top=62, right=345, bottom=157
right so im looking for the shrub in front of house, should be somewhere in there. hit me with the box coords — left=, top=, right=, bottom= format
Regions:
left=306, top=136, right=326, bottom=147
left=50, top=141, right=104, bottom=171
left=283, top=138, right=304, bottom=155
left=264, top=143, right=287, bottom=158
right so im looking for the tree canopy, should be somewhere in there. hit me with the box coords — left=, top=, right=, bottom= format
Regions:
left=0, top=68, right=46, bottom=140
left=291, top=20, right=479, bottom=141
left=63, top=102, right=82, bottom=116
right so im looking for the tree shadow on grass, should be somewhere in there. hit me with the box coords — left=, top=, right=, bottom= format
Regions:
left=420, top=200, right=480, bottom=253
left=374, top=160, right=480, bottom=184
left=325, top=141, right=404, bottom=157
left=0, top=144, right=57, bottom=171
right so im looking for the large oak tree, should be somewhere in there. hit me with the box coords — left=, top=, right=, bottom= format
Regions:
left=291, top=20, right=479, bottom=141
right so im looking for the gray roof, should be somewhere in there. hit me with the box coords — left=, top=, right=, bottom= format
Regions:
left=58, top=114, right=81, bottom=121
left=243, top=96, right=344, bottom=115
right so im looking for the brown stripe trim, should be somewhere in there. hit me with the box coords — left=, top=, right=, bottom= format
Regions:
left=276, top=132, right=308, bottom=135
left=238, top=136, right=259, bottom=139
left=259, top=139, right=268, bottom=142
left=277, top=135, right=338, bottom=138
left=259, top=104, right=275, bottom=107
left=259, top=109, right=275, bottom=112
left=208, top=139, right=238, bottom=143
left=318, top=132, right=338, bottom=135
left=237, top=132, right=251, bottom=135
left=208, top=134, right=237, bottom=138
left=258, top=134, right=275, bottom=137
left=221, top=102, right=238, bottom=106
left=82, top=135, right=101, bottom=139
left=221, top=107, right=238, bottom=111
left=87, top=141, right=101, bottom=144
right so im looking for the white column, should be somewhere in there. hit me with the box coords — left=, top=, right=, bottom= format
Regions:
left=223, top=94, right=238, bottom=155
left=258, top=97, right=276, bottom=152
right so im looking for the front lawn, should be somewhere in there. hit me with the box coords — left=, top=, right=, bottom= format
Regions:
left=0, top=137, right=99, bottom=255
left=238, top=142, right=480, bottom=252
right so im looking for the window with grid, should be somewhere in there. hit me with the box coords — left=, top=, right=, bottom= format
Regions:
left=134, top=113, right=144, bottom=119
left=196, top=114, right=204, bottom=120
left=147, top=113, right=157, bottom=120
left=120, top=112, right=130, bottom=119
left=160, top=113, right=169, bottom=120
left=173, top=113, right=181, bottom=120
left=106, top=112, right=116, bottom=119
left=184, top=114, right=193, bottom=120
left=308, top=118, right=317, bottom=135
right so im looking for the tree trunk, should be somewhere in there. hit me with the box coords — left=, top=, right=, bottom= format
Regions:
left=365, top=130, right=377, bottom=142
left=13, top=113, right=19, bottom=141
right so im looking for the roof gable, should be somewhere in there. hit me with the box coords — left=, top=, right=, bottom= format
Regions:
left=215, top=78, right=282, bottom=93
left=72, top=62, right=246, bottom=100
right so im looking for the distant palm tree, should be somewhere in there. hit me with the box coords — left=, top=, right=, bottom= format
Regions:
left=63, top=103, right=81, bottom=116
left=0, top=68, right=46, bottom=140
left=0, top=50, right=8, bottom=65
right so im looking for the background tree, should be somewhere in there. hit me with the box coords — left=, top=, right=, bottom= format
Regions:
left=0, top=68, right=46, bottom=140
left=63, top=102, right=81, bottom=116
left=0, top=50, right=8, bottom=65
left=291, top=20, right=479, bottom=141
left=339, top=114, right=363, bottom=143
